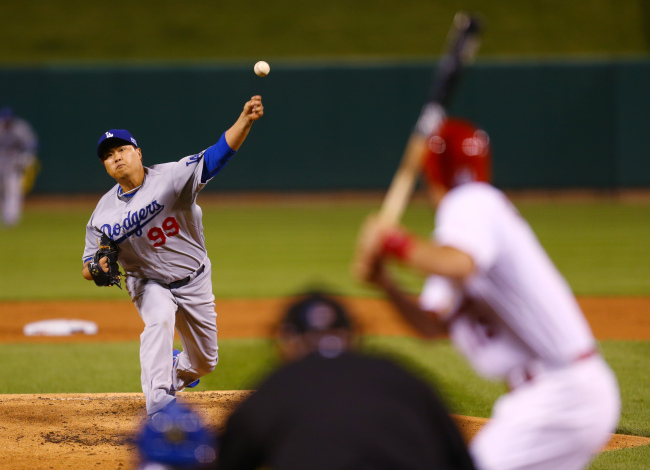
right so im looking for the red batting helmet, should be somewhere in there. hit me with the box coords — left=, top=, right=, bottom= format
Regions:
left=423, top=118, right=491, bottom=189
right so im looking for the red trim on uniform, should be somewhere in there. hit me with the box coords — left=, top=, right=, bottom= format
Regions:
left=381, top=230, right=415, bottom=261
left=574, top=348, right=598, bottom=362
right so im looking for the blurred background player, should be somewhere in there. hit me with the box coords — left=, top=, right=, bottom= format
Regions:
left=216, top=290, right=475, bottom=470
left=0, top=106, right=39, bottom=227
left=353, top=118, right=620, bottom=470
left=136, top=402, right=217, bottom=470
left=82, top=96, right=264, bottom=418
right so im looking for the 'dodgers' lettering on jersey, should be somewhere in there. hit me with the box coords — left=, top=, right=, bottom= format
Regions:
left=100, top=200, right=165, bottom=243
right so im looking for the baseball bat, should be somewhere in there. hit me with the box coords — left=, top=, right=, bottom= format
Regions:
left=377, top=12, right=483, bottom=225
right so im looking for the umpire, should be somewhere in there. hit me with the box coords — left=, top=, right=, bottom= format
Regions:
left=215, top=291, right=475, bottom=470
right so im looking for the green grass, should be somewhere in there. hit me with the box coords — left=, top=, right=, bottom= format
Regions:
left=0, top=339, right=276, bottom=395
left=0, top=0, right=647, bottom=63
left=0, top=342, right=142, bottom=394
left=589, top=445, right=650, bottom=469
left=601, top=341, right=650, bottom=436
left=1, top=198, right=650, bottom=300
left=517, top=202, right=650, bottom=296
left=362, top=336, right=506, bottom=418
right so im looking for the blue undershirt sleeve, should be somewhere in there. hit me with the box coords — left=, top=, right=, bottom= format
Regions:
left=201, top=132, right=236, bottom=183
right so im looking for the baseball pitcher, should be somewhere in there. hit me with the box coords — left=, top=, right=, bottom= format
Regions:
left=353, top=118, right=620, bottom=470
left=82, top=96, right=264, bottom=417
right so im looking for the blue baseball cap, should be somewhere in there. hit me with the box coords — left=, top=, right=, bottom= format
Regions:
left=137, top=403, right=218, bottom=467
left=97, top=129, right=138, bottom=158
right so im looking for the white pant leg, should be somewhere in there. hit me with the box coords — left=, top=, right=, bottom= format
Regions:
left=128, top=277, right=178, bottom=415
left=171, top=260, right=218, bottom=389
left=2, top=168, right=23, bottom=226
left=470, top=356, right=620, bottom=470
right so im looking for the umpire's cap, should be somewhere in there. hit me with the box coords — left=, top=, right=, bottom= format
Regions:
left=97, top=129, right=138, bottom=158
left=282, top=291, right=353, bottom=334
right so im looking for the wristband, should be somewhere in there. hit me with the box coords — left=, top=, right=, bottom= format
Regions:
left=381, top=230, right=415, bottom=261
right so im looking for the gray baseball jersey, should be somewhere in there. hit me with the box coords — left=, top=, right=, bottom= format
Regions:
left=83, top=151, right=209, bottom=280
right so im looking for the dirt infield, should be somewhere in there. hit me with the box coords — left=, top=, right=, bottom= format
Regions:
left=1, top=296, right=649, bottom=468
left=1, top=391, right=649, bottom=470
left=3, top=296, right=650, bottom=343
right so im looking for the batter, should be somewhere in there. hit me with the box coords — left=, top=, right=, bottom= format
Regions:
left=82, top=96, right=264, bottom=416
left=354, top=118, right=620, bottom=470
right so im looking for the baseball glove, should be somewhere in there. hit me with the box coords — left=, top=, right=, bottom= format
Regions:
left=88, top=233, right=122, bottom=289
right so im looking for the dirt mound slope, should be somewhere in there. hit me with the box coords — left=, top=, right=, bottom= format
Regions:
left=1, top=391, right=647, bottom=470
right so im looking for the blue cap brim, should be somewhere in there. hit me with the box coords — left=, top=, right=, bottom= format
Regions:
left=97, top=138, right=137, bottom=158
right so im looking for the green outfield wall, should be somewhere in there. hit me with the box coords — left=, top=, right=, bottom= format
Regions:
left=1, top=59, right=649, bottom=193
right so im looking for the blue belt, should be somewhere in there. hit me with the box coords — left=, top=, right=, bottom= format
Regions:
left=165, top=265, right=205, bottom=289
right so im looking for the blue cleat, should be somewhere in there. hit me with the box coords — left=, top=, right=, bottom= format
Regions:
left=171, top=349, right=200, bottom=395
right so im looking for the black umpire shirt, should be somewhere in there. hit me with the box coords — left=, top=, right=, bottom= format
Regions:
left=216, top=351, right=475, bottom=470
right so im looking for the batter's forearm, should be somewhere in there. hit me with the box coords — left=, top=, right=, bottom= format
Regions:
left=379, top=274, right=447, bottom=338
left=407, top=241, right=475, bottom=281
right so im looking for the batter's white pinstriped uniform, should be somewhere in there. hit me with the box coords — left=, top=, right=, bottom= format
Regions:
left=420, top=182, right=620, bottom=470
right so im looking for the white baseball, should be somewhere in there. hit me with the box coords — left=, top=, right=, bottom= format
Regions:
left=254, top=61, right=270, bottom=77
